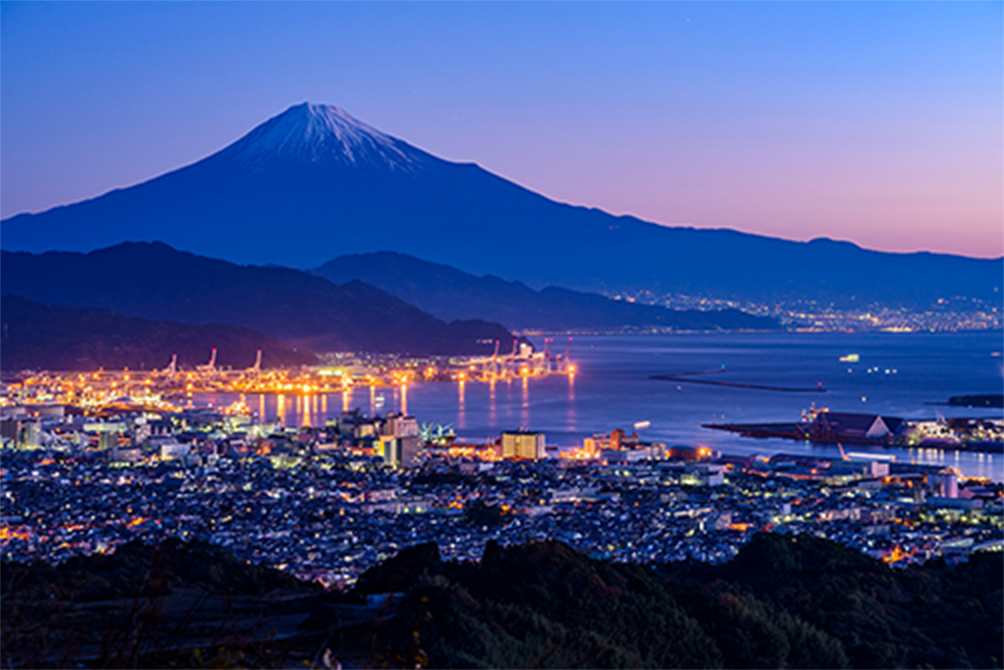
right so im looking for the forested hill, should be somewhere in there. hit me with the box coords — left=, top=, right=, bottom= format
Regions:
left=0, top=295, right=317, bottom=371
left=315, top=251, right=781, bottom=331
left=3, top=534, right=1000, bottom=668
left=0, top=243, right=518, bottom=356
left=357, top=533, right=1002, bottom=669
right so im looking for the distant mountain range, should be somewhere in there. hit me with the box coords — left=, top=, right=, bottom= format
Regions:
left=314, top=251, right=780, bottom=331
left=0, top=243, right=516, bottom=357
left=0, top=295, right=316, bottom=371
left=3, top=103, right=999, bottom=309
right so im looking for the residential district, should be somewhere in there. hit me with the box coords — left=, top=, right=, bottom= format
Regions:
left=2, top=395, right=1002, bottom=588
left=610, top=292, right=1002, bottom=333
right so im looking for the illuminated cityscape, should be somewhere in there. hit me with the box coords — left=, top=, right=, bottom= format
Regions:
left=2, top=3, right=1001, bottom=667
left=610, top=293, right=1003, bottom=333
left=0, top=341, right=574, bottom=410
left=3, top=359, right=1001, bottom=588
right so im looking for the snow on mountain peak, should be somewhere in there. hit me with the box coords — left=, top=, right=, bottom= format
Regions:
left=221, top=102, right=420, bottom=170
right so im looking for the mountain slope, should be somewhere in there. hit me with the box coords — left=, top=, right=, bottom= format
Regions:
left=314, top=251, right=780, bottom=330
left=0, top=243, right=517, bottom=356
left=2, top=103, right=1000, bottom=307
left=355, top=535, right=1003, bottom=670
left=0, top=295, right=317, bottom=371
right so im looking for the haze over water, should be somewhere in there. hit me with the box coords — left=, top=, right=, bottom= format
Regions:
left=202, top=332, right=1004, bottom=481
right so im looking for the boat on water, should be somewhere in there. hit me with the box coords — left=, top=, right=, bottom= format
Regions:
left=839, top=353, right=860, bottom=363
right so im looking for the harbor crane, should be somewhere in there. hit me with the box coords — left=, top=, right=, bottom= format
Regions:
left=197, top=348, right=217, bottom=373
left=162, top=354, right=177, bottom=375
left=491, top=340, right=501, bottom=378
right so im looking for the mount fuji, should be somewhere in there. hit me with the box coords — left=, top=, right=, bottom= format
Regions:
left=4, top=102, right=555, bottom=271
left=2, top=102, right=1000, bottom=308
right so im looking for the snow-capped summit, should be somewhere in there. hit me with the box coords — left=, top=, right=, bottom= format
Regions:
left=220, top=102, right=421, bottom=170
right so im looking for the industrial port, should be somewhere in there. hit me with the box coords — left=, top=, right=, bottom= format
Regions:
left=704, top=407, right=1004, bottom=453
left=0, top=338, right=577, bottom=415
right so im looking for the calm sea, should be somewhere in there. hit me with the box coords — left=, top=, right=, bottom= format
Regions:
left=199, top=331, right=1004, bottom=481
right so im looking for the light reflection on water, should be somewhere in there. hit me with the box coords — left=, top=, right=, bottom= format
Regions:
left=195, top=331, right=1004, bottom=481
left=488, top=380, right=496, bottom=428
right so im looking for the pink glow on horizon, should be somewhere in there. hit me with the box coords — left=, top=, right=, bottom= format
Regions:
left=3, top=2, right=1000, bottom=260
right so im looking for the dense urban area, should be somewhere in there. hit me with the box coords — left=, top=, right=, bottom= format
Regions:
left=609, top=292, right=1003, bottom=333
left=3, top=386, right=1001, bottom=588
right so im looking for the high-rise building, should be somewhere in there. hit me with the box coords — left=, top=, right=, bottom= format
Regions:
left=381, top=435, right=422, bottom=469
left=929, top=469, right=958, bottom=498
left=98, top=431, right=118, bottom=451
left=501, top=430, right=545, bottom=460
left=382, top=413, right=419, bottom=438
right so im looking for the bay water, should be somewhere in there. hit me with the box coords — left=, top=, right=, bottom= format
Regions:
left=201, top=331, right=1004, bottom=481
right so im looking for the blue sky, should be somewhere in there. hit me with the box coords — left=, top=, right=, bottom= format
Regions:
left=2, top=2, right=1001, bottom=257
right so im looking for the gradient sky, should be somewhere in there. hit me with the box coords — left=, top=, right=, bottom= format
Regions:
left=2, top=2, right=1001, bottom=258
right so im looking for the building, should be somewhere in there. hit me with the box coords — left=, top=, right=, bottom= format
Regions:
left=601, top=446, right=662, bottom=464
left=159, top=441, right=191, bottom=461
left=928, top=469, right=959, bottom=498
left=584, top=428, right=643, bottom=456
left=1, top=418, right=40, bottom=448
left=109, top=446, right=144, bottom=464
left=0, top=418, right=19, bottom=445
left=382, top=413, right=420, bottom=438
left=809, top=412, right=906, bottom=444
left=501, top=430, right=545, bottom=460
left=690, top=463, right=726, bottom=486
left=381, top=435, right=422, bottom=469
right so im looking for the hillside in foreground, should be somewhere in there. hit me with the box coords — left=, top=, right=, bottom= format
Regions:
left=356, top=533, right=1002, bottom=669
left=2, top=533, right=1000, bottom=669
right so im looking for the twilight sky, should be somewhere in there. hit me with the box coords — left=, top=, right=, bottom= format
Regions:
left=2, top=2, right=1001, bottom=258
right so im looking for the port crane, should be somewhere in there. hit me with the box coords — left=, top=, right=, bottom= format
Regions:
left=450, top=336, right=576, bottom=383
left=491, top=340, right=501, bottom=378
left=197, top=348, right=217, bottom=373
left=249, top=349, right=262, bottom=375
left=162, top=353, right=178, bottom=376
left=536, top=338, right=553, bottom=375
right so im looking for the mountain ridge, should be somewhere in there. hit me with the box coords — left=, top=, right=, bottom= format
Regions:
left=2, top=103, right=1000, bottom=308
left=0, top=242, right=518, bottom=356
left=313, top=250, right=782, bottom=331
left=0, top=295, right=318, bottom=371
